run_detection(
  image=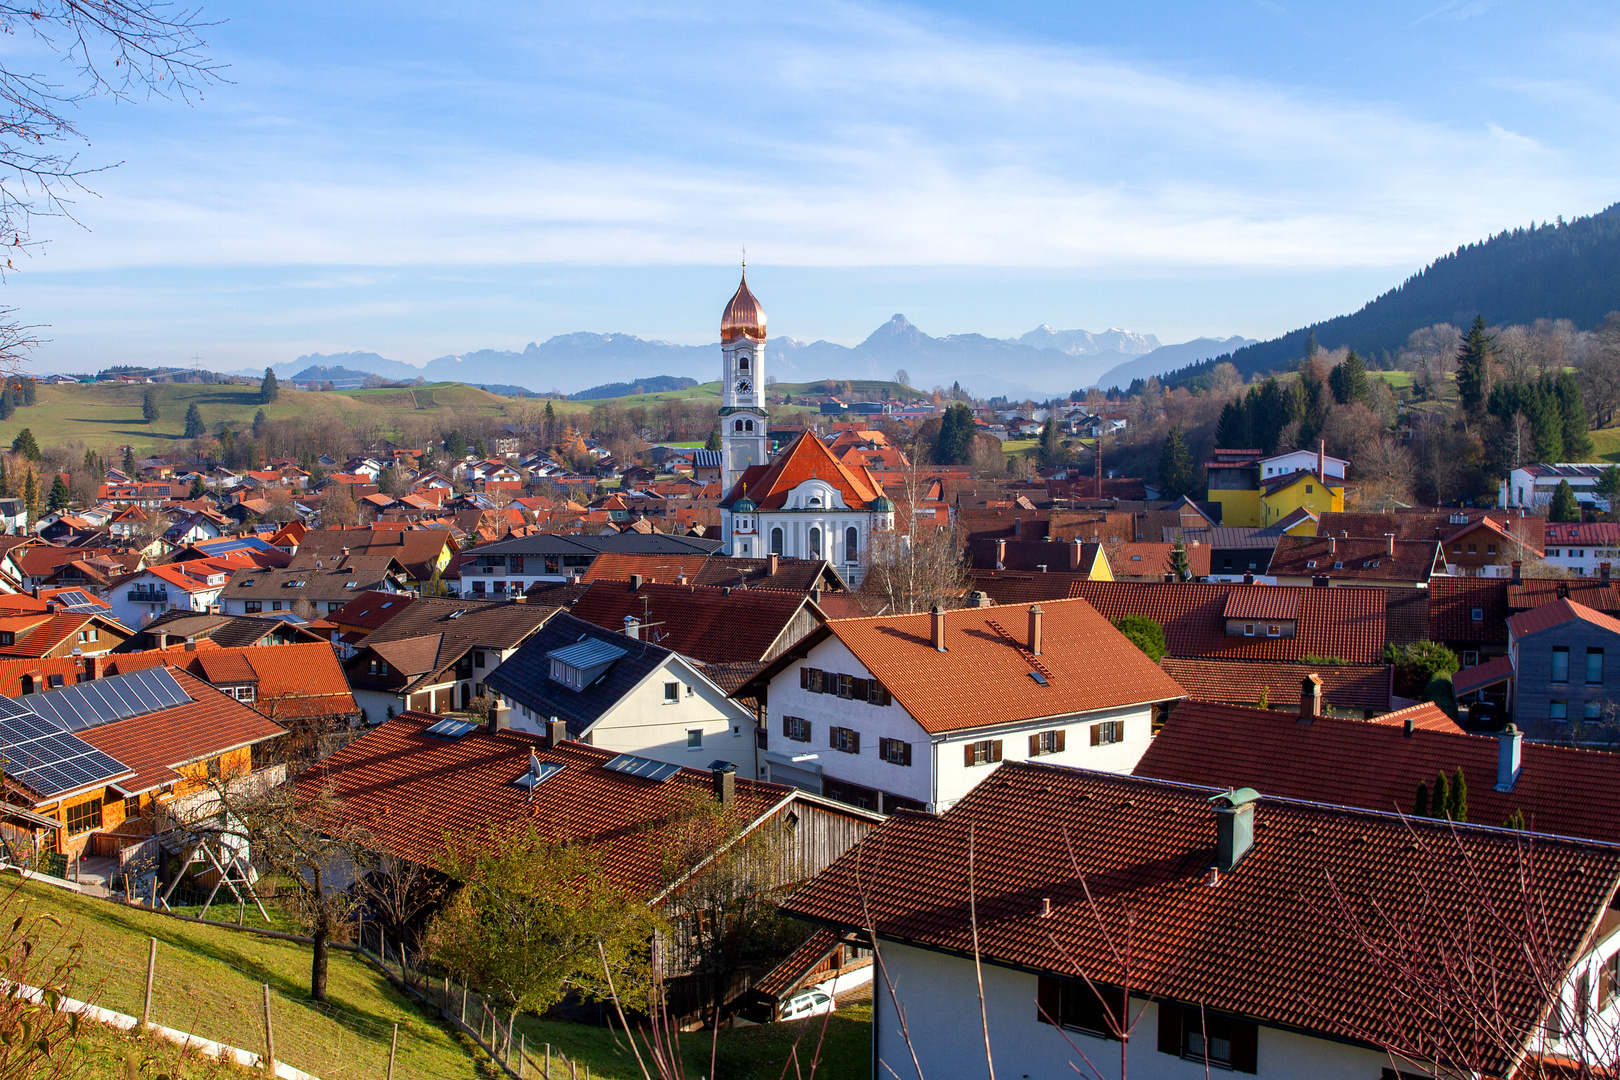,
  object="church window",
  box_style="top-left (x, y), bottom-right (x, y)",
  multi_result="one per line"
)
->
top-left (845, 526), bottom-right (858, 563)
top-left (771, 527), bottom-right (784, 555)
top-left (735, 419), bottom-right (744, 432)
top-left (739, 356), bottom-right (750, 371)
top-left (745, 420), bottom-right (754, 432)
top-left (809, 527), bottom-right (822, 558)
